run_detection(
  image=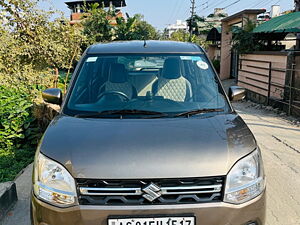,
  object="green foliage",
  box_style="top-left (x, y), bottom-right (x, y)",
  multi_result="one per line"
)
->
top-left (0, 0), bottom-right (84, 181)
top-left (116, 14), bottom-right (159, 41)
top-left (0, 0), bottom-right (84, 90)
top-left (232, 19), bottom-right (261, 54)
top-left (82, 3), bottom-right (115, 44)
top-left (82, 4), bottom-right (159, 44)
top-left (0, 86), bottom-right (40, 182)
top-left (170, 30), bottom-right (190, 42)
top-left (212, 59), bottom-right (220, 73)
top-left (169, 30), bottom-right (209, 49)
